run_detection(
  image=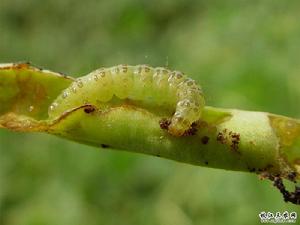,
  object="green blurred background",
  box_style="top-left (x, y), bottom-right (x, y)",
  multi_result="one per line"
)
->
top-left (1, 0), bottom-right (300, 224)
